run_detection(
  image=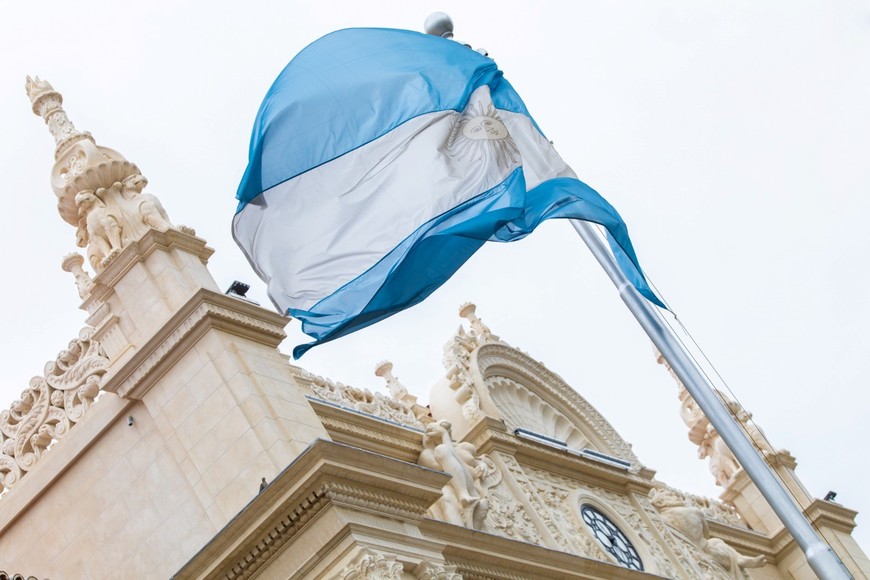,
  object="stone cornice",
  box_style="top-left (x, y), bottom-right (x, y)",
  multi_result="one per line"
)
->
top-left (705, 520), bottom-right (776, 558)
top-left (102, 289), bottom-right (289, 400)
top-left (477, 428), bottom-right (655, 495)
top-left (309, 398), bottom-right (424, 463)
top-left (420, 519), bottom-right (657, 579)
top-left (474, 344), bottom-right (642, 468)
top-left (173, 439), bottom-right (449, 580)
top-left (84, 229), bottom-right (214, 306)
